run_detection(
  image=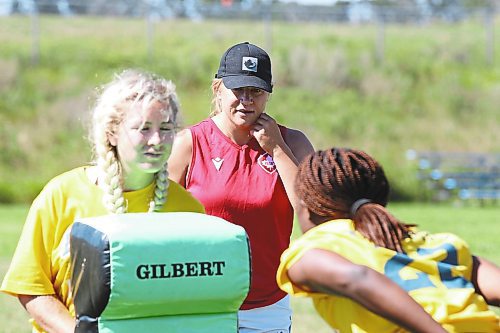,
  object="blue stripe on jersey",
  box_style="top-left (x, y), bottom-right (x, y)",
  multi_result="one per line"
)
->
top-left (384, 242), bottom-right (473, 292)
